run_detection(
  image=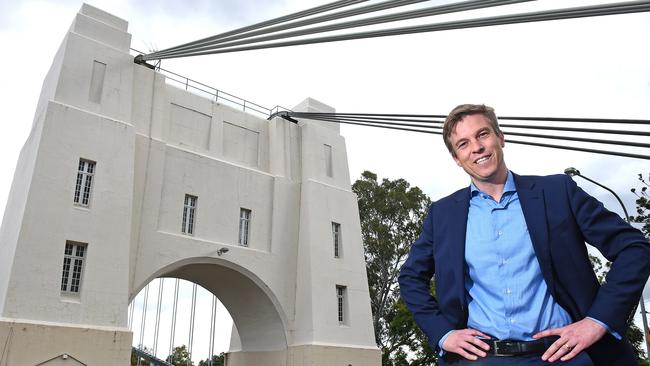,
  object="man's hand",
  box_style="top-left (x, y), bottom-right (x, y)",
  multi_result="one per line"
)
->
top-left (533, 318), bottom-right (606, 362)
top-left (442, 328), bottom-right (491, 360)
